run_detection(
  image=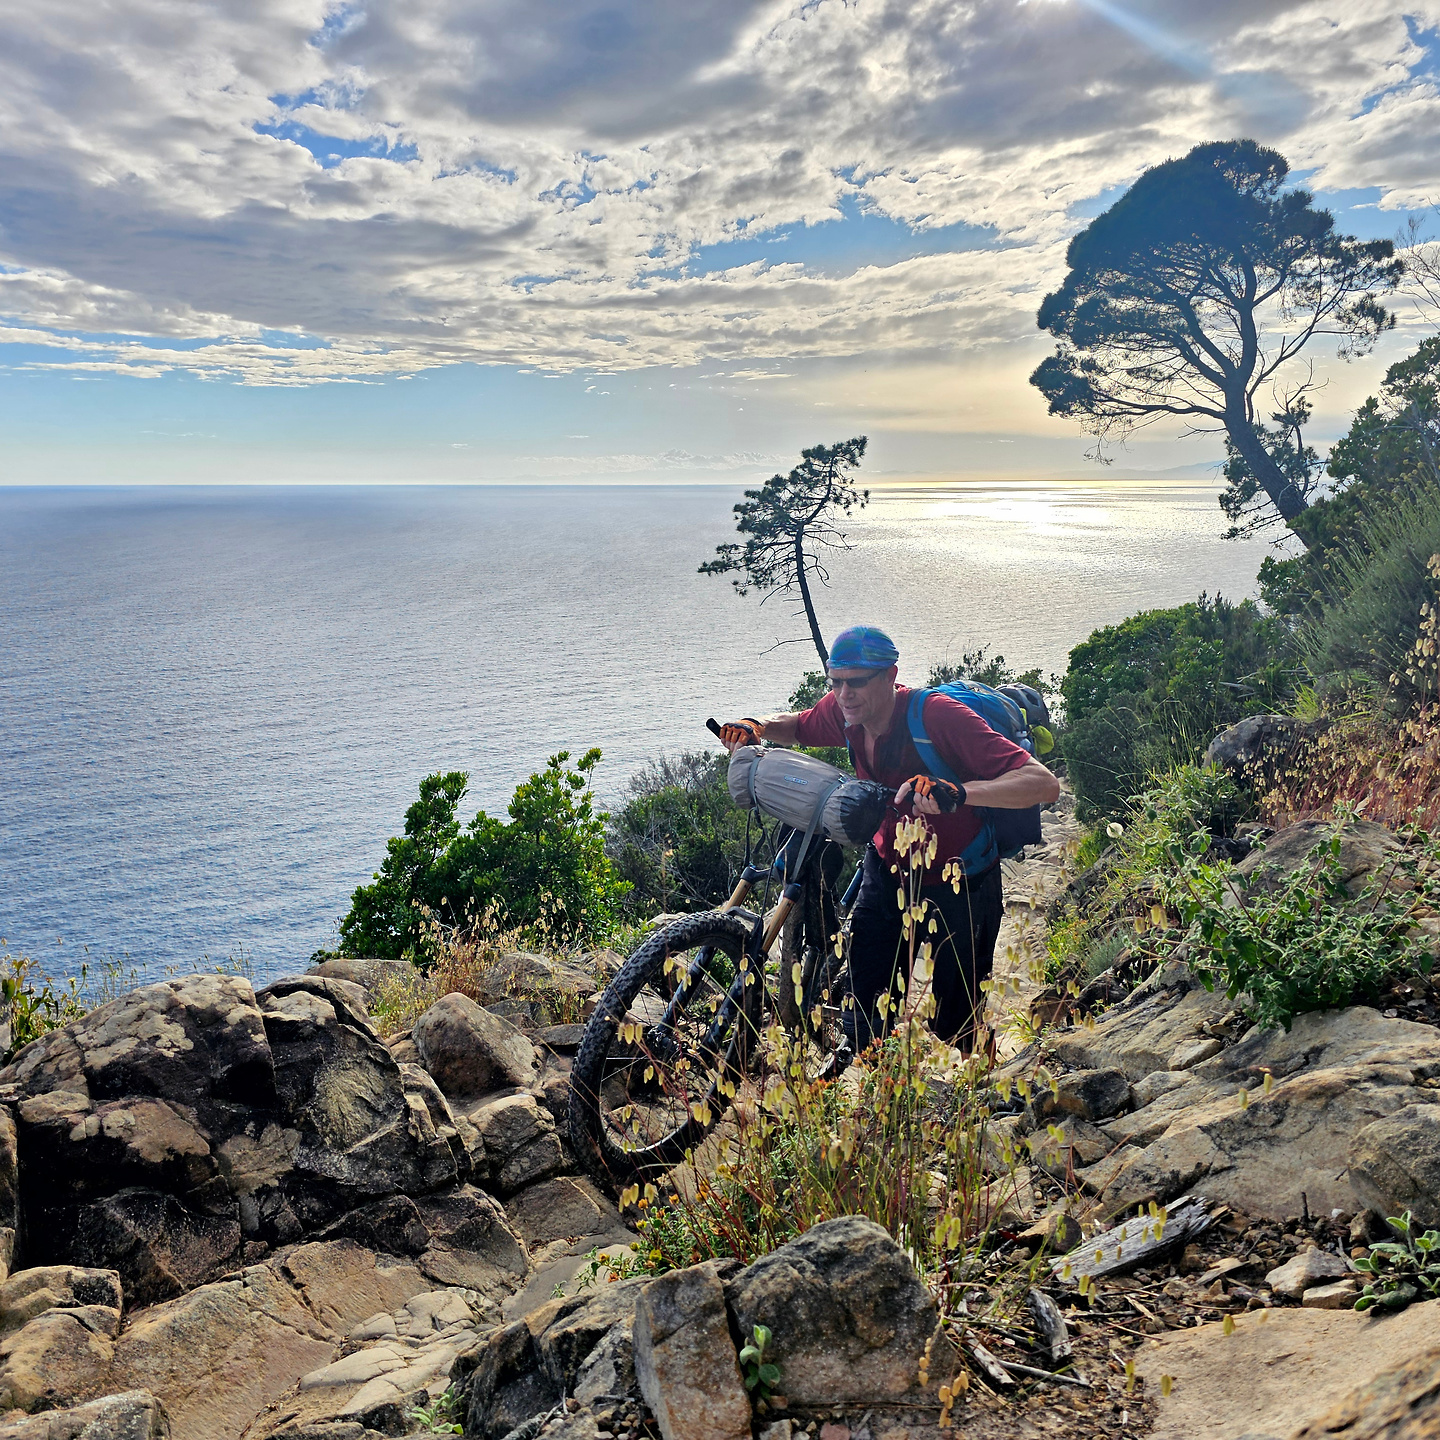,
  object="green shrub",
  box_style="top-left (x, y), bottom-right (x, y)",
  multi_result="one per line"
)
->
top-left (606, 751), bottom-right (751, 917)
top-left (1300, 480), bottom-right (1440, 712)
top-left (340, 750), bottom-right (629, 961)
top-left (927, 645), bottom-right (1051, 696)
top-left (1058, 596), bottom-right (1297, 816)
top-left (1169, 815), bottom-right (1439, 1032)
